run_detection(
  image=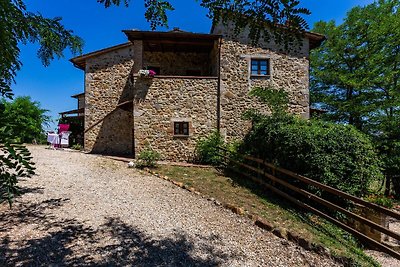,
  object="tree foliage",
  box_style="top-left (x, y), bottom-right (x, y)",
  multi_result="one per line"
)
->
top-left (1, 96), bottom-right (50, 143)
top-left (248, 86), bottom-right (289, 114)
top-left (0, 0), bottom-right (83, 98)
top-left (99, 0), bottom-right (311, 46)
top-left (310, 0), bottom-right (400, 196)
top-left (0, 98), bottom-right (39, 207)
top-left (0, 143), bottom-right (35, 207)
top-left (201, 0), bottom-right (310, 46)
